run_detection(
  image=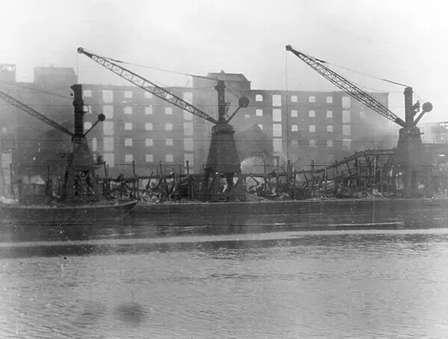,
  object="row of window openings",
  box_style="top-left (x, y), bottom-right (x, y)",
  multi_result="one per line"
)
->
top-left (291, 139), bottom-right (351, 148)
top-left (91, 121), bottom-right (349, 135)
top-left (98, 106), bottom-right (352, 122)
top-left (87, 90), bottom-right (350, 110)
top-left (252, 109), bottom-right (352, 122)
top-left (124, 154), bottom-right (174, 163)
top-left (121, 154), bottom-right (195, 164)
top-left (123, 138), bottom-right (194, 149)
top-left (272, 124), bottom-right (350, 136)
top-left (84, 90), bottom-right (193, 103)
top-left (95, 122), bottom-right (176, 131)
top-left (102, 138), bottom-right (193, 151)
top-left (254, 94), bottom-right (349, 107)
top-left (100, 105), bottom-right (189, 117)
